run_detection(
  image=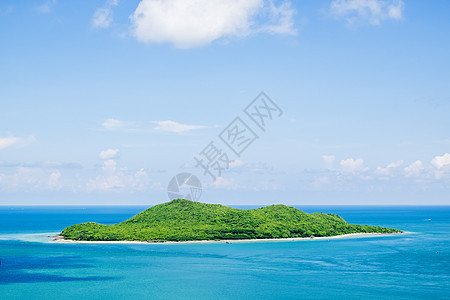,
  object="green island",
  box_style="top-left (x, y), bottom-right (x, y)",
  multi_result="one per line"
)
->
top-left (61, 199), bottom-right (401, 242)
